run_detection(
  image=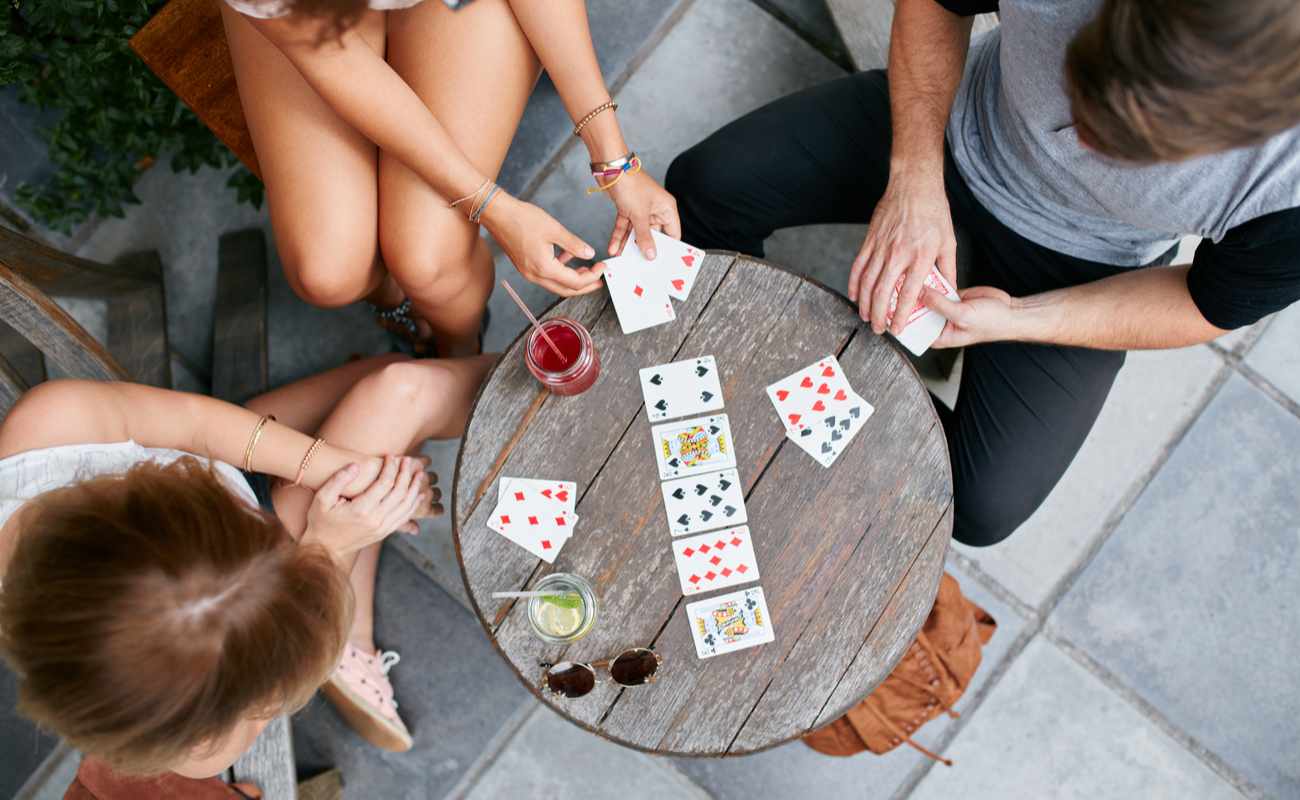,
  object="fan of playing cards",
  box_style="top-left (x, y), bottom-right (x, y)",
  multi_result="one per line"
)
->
top-left (487, 477), bottom-right (578, 564)
top-left (766, 355), bottom-right (874, 468)
top-left (603, 230), bottom-right (705, 335)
